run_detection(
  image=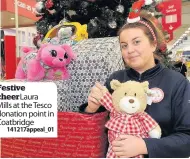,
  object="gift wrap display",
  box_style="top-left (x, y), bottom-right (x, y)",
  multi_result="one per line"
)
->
top-left (56, 37), bottom-right (125, 112)
top-left (1, 37), bottom-right (124, 158)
